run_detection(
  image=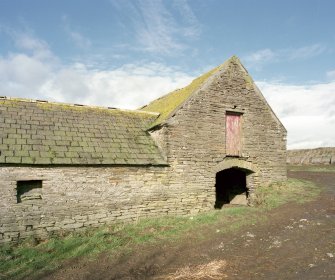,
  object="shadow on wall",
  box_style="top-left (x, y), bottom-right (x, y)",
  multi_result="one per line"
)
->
top-left (214, 168), bottom-right (249, 209)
